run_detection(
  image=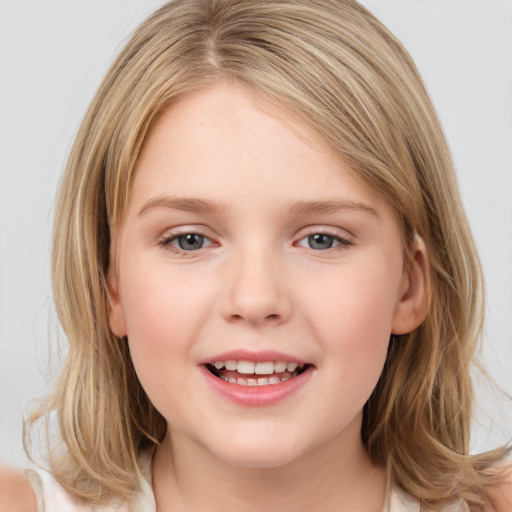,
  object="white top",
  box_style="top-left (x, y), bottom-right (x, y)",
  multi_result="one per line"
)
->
top-left (26, 453), bottom-right (469, 512)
